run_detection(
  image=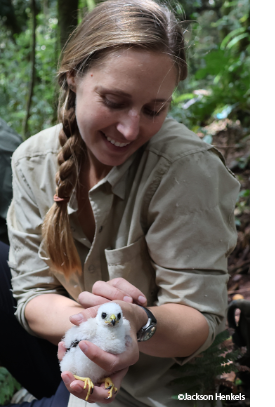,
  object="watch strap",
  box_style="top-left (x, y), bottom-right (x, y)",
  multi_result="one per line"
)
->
top-left (137, 305), bottom-right (157, 342)
top-left (138, 305), bottom-right (157, 326)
